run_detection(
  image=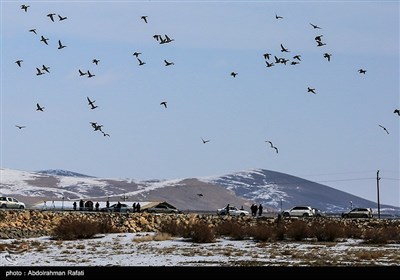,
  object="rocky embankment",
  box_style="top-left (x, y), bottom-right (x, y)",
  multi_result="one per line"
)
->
top-left (0, 210), bottom-right (399, 239)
